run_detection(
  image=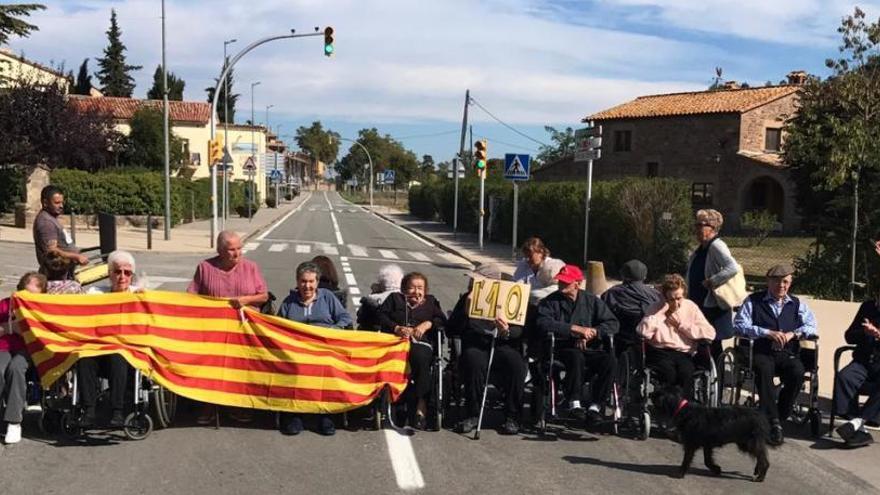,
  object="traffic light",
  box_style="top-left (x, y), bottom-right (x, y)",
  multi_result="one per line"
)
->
top-left (323, 27), bottom-right (334, 57)
top-left (474, 139), bottom-right (487, 173)
top-left (208, 137), bottom-right (223, 166)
